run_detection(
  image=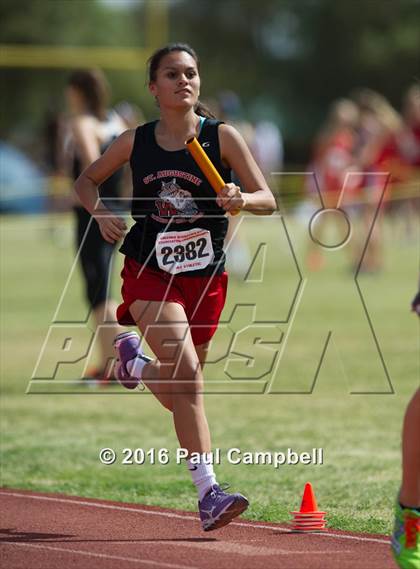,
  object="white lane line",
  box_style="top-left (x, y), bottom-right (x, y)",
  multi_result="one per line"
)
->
top-left (0, 491), bottom-right (390, 545)
top-left (2, 541), bottom-right (198, 569)
top-left (172, 540), bottom-right (352, 556)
